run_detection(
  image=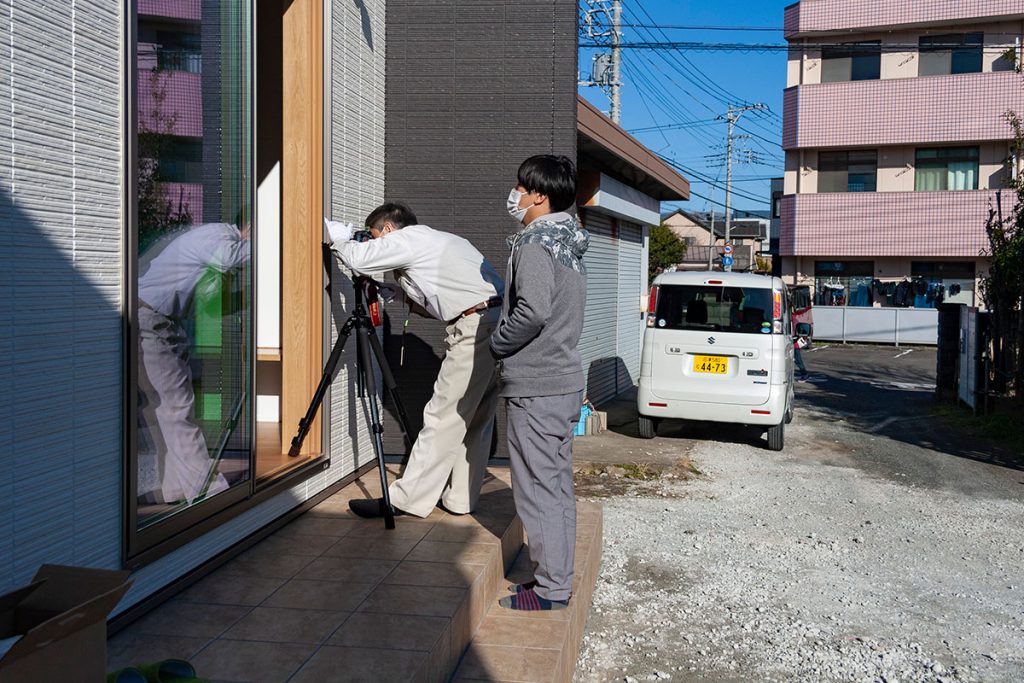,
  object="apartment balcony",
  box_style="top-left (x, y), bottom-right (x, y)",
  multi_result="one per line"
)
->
top-left (137, 68), bottom-right (202, 139)
top-left (138, 0), bottom-right (201, 22)
top-left (784, 0), bottom-right (1024, 38)
top-left (778, 189), bottom-right (1007, 257)
top-left (782, 71), bottom-right (1024, 150)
